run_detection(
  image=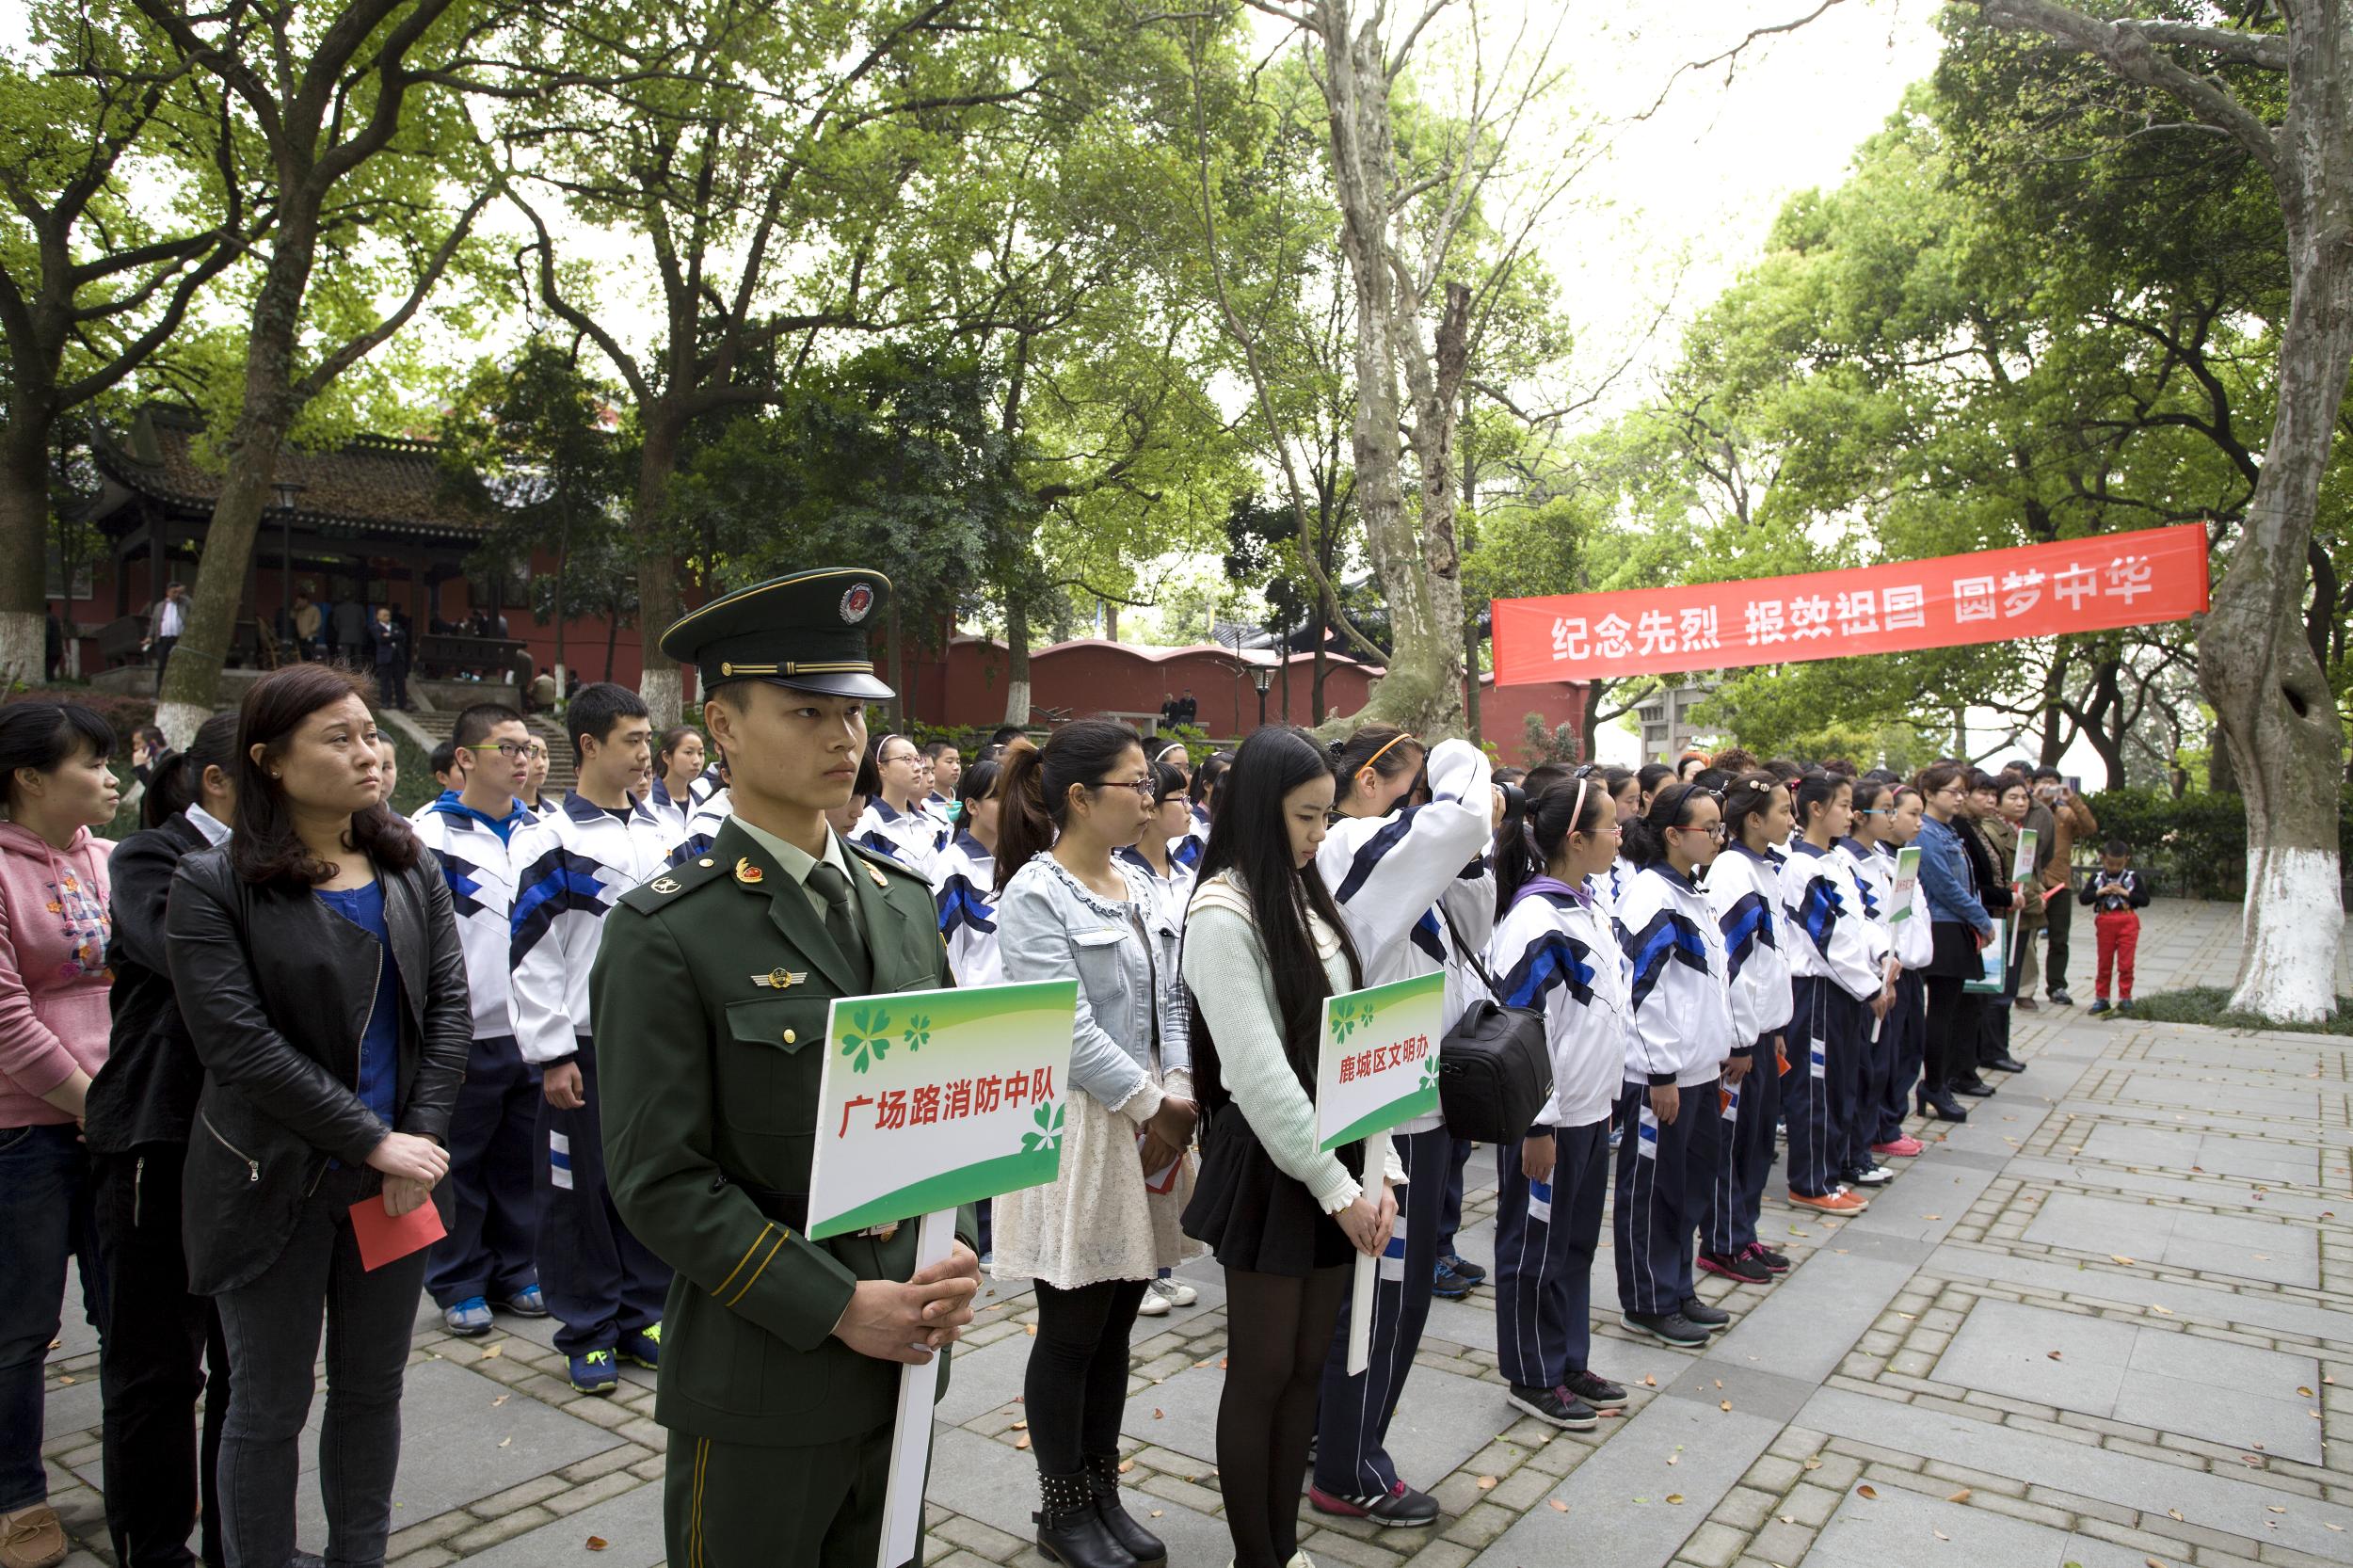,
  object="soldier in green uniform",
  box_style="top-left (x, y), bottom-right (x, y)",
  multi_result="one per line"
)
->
top-left (591, 568), bottom-right (983, 1568)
